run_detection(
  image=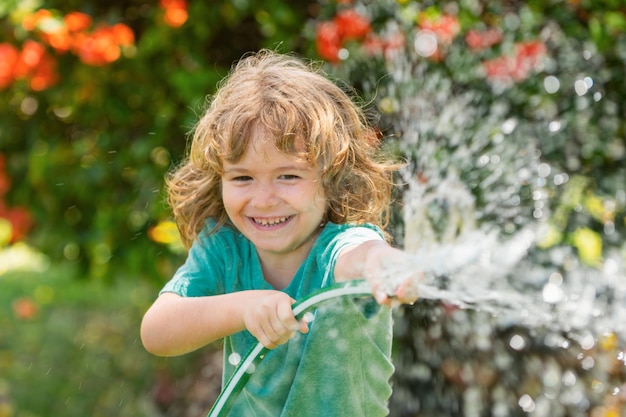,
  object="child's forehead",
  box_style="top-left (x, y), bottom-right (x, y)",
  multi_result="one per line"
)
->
top-left (246, 136), bottom-right (307, 162)
top-left (223, 138), bottom-right (320, 175)
top-left (219, 119), bottom-right (317, 167)
top-left (249, 123), bottom-right (307, 151)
